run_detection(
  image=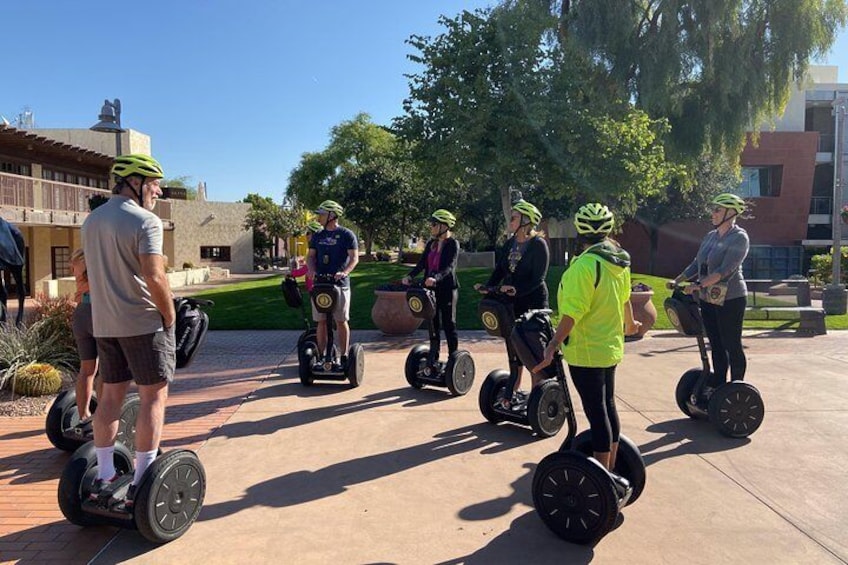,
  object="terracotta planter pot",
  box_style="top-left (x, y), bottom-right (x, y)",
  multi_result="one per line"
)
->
top-left (371, 290), bottom-right (423, 335)
top-left (628, 290), bottom-right (657, 339)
